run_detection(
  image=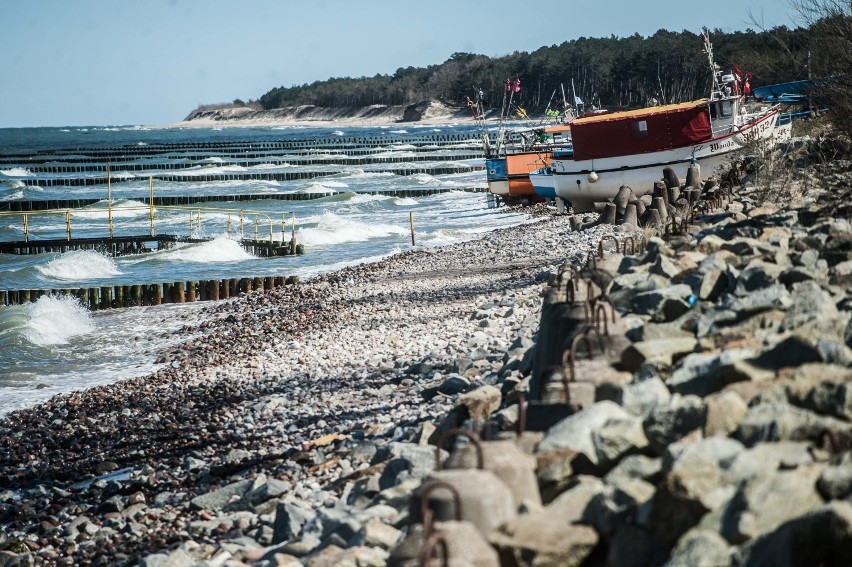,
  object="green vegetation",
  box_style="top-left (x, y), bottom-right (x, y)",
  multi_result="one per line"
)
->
top-left (257, 27), bottom-right (814, 113)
